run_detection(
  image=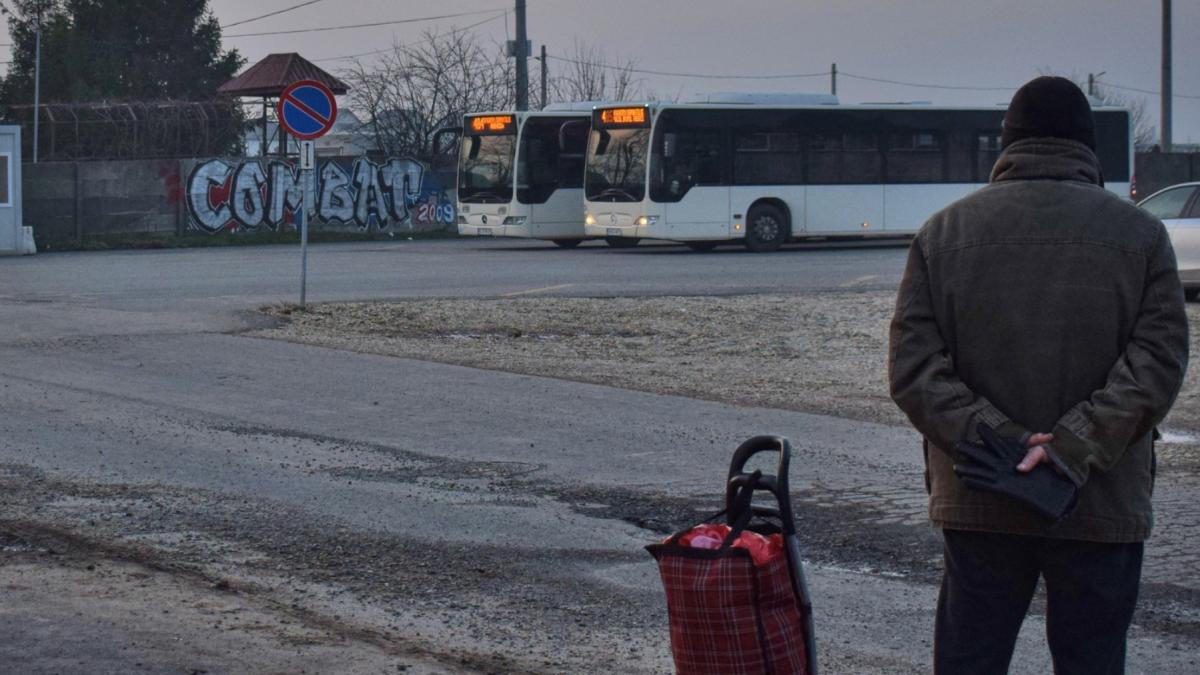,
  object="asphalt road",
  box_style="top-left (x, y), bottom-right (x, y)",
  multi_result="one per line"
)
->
top-left (0, 238), bottom-right (1196, 674)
